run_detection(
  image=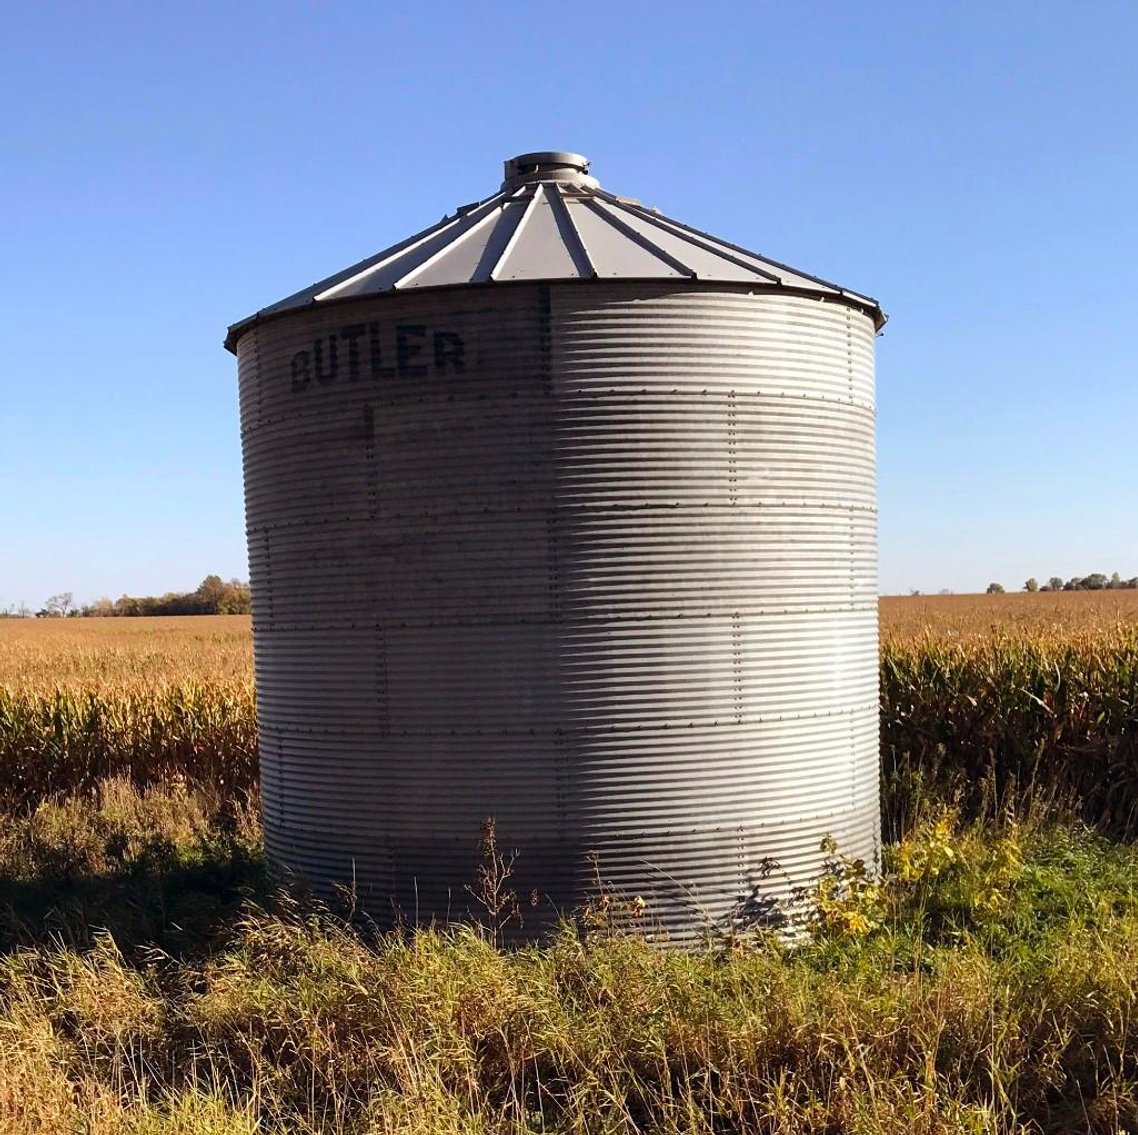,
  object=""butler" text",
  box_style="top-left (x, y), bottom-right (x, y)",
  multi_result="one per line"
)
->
top-left (290, 322), bottom-right (466, 393)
